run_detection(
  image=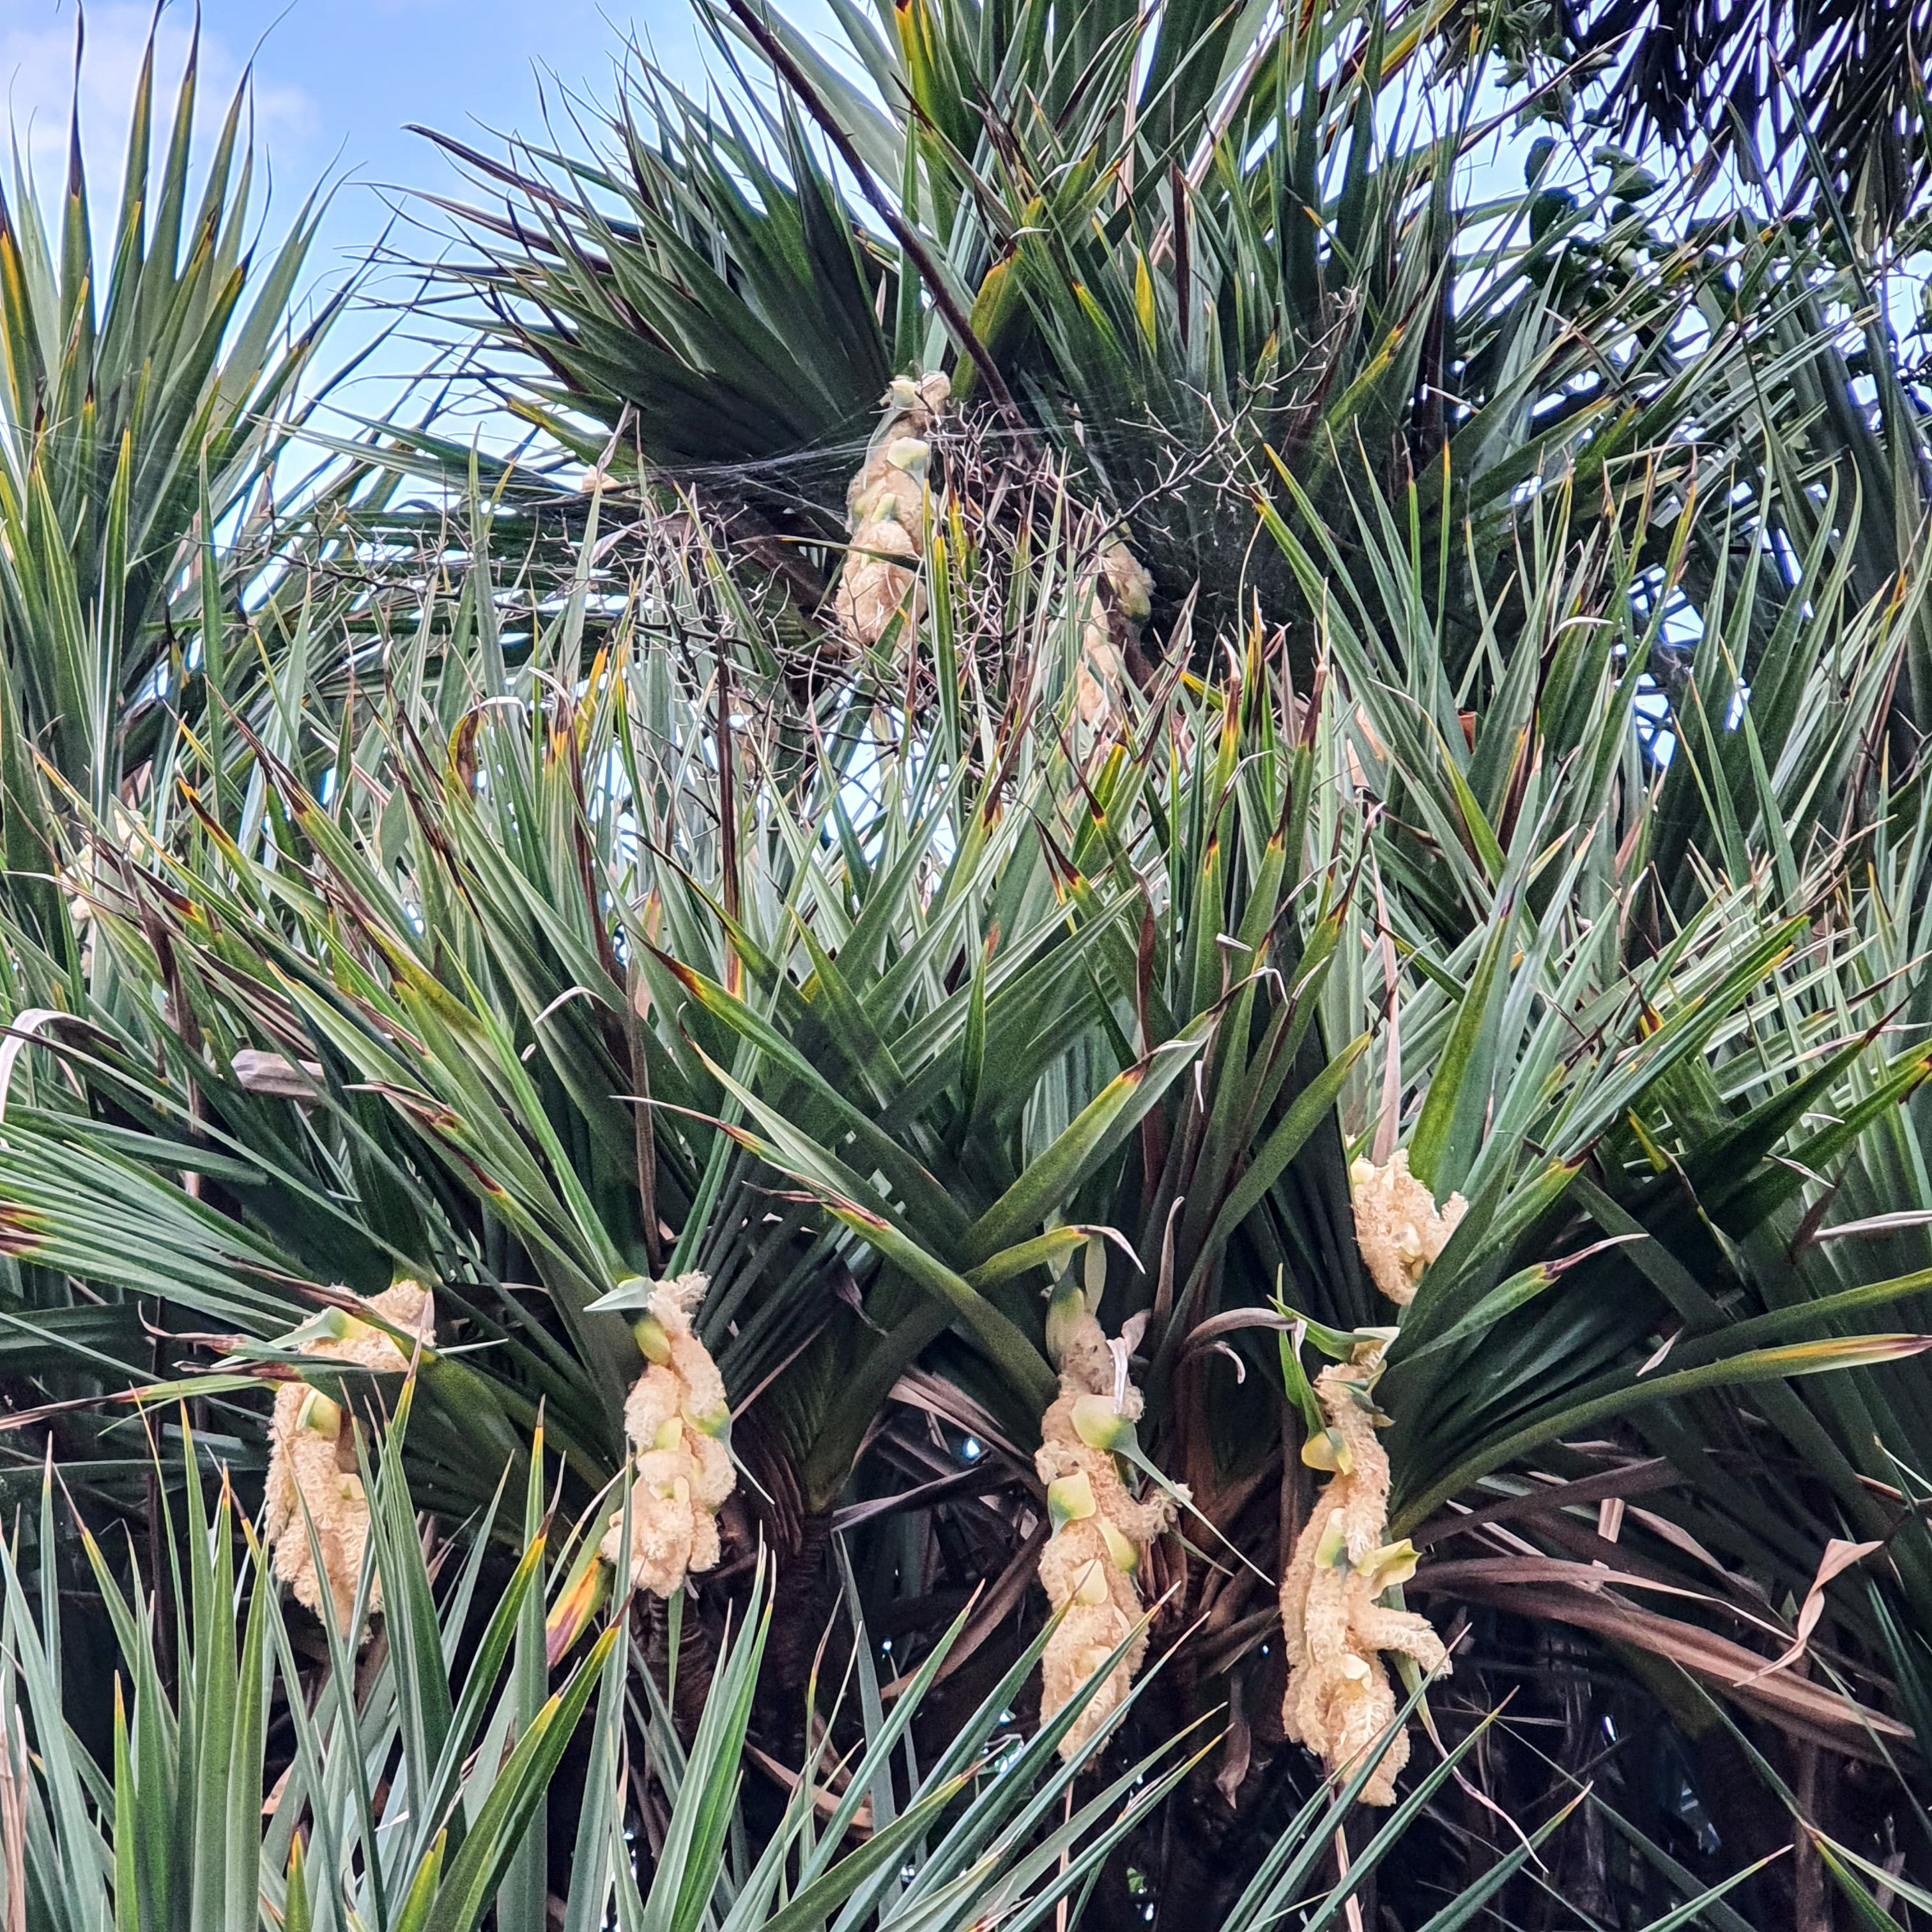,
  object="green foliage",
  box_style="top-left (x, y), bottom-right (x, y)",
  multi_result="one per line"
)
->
top-left (0, 20), bottom-right (341, 817)
top-left (417, 0), bottom-right (1924, 692)
top-left (5, 1), bottom-right (1932, 1924)
top-left (0, 1404), bottom-right (1229, 1932)
top-left (0, 429), bottom-right (1923, 1912)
